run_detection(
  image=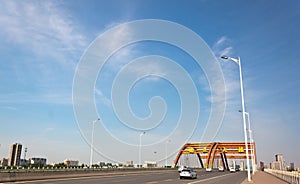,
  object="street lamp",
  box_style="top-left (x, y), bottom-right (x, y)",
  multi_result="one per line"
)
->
top-left (221, 55), bottom-right (251, 182)
top-left (245, 112), bottom-right (256, 174)
top-left (239, 110), bottom-right (256, 174)
top-left (139, 132), bottom-right (146, 168)
top-left (165, 140), bottom-right (171, 167)
top-left (90, 118), bottom-right (100, 167)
